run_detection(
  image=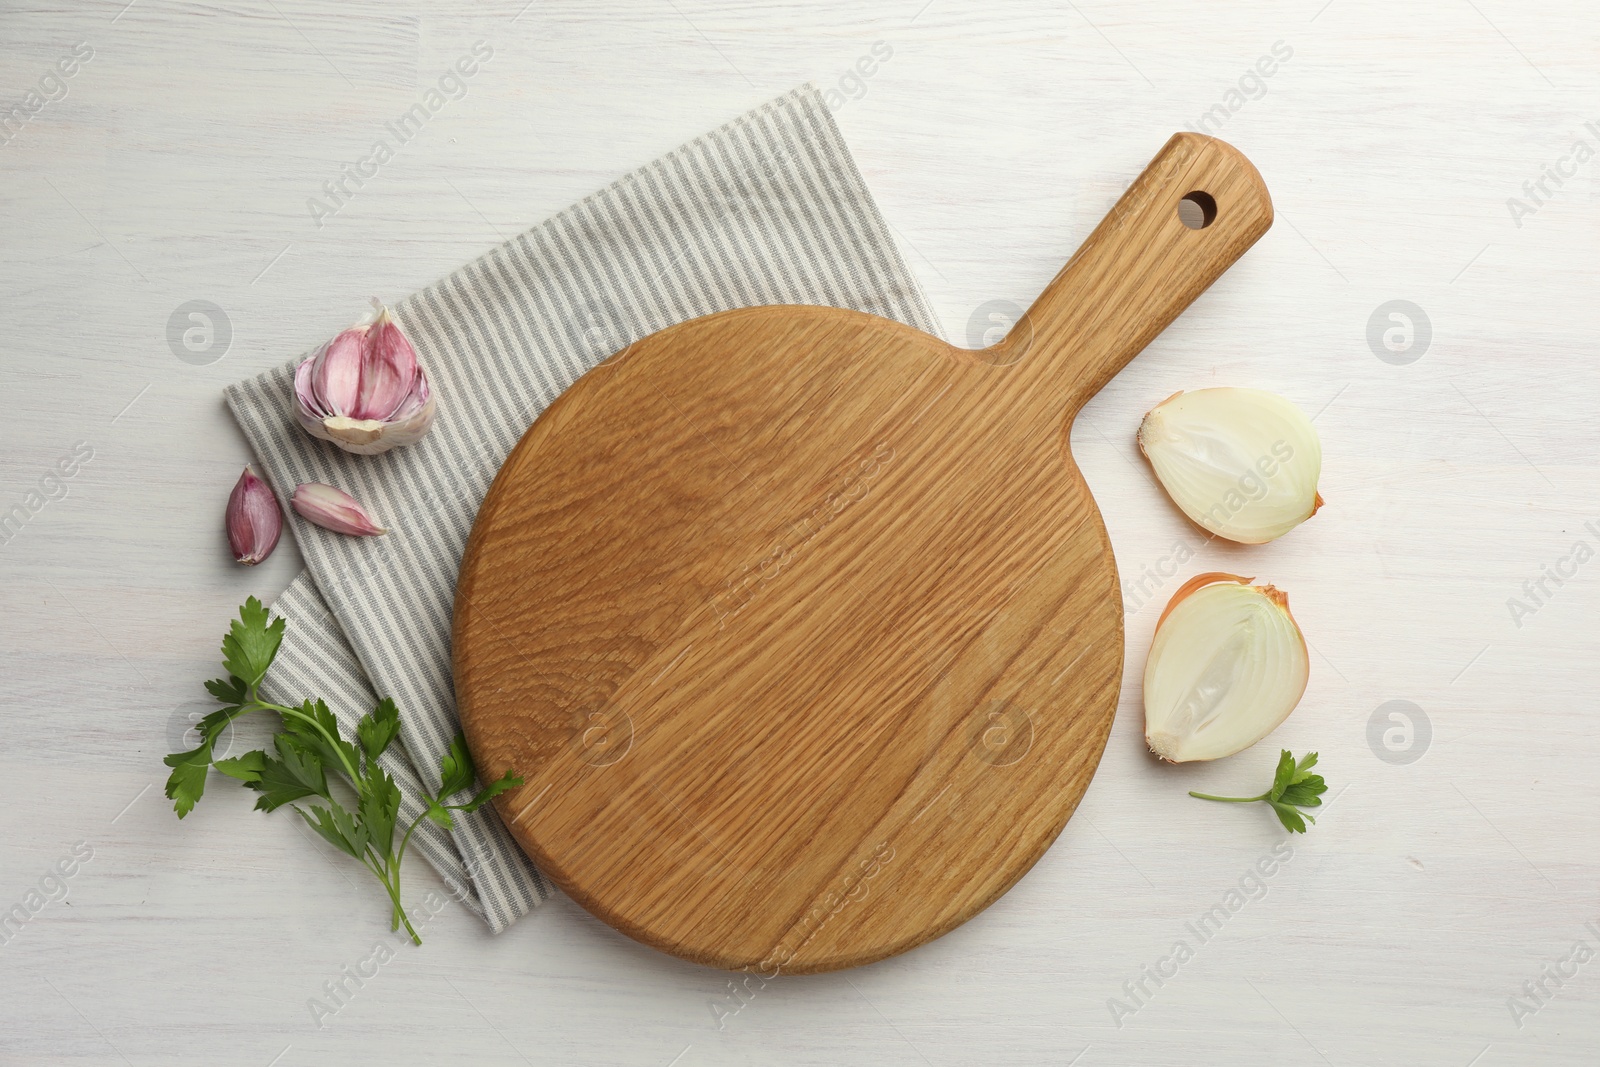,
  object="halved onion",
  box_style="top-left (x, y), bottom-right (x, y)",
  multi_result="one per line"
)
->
top-left (1143, 572), bottom-right (1309, 762)
top-left (1137, 388), bottom-right (1323, 544)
